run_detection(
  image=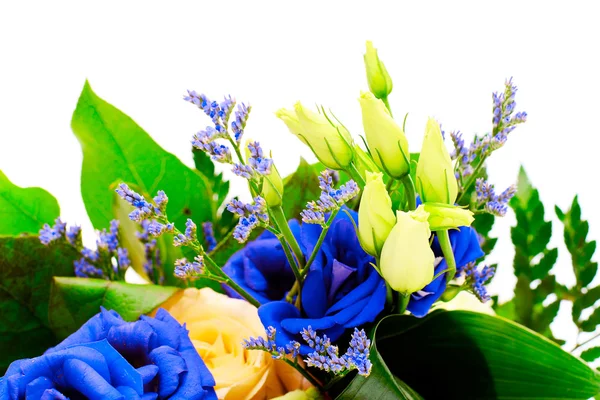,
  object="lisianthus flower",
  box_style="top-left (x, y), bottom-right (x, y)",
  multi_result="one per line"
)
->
top-left (226, 208), bottom-right (386, 354)
top-left (0, 307), bottom-right (216, 400)
top-left (222, 221), bottom-right (302, 304)
top-left (407, 226), bottom-right (485, 317)
top-left (157, 288), bottom-right (310, 400)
